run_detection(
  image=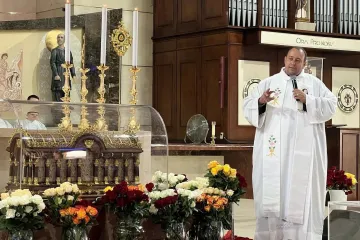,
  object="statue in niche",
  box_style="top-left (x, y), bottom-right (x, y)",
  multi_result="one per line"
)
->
top-left (50, 33), bottom-right (76, 102)
top-left (296, 0), bottom-right (308, 20)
